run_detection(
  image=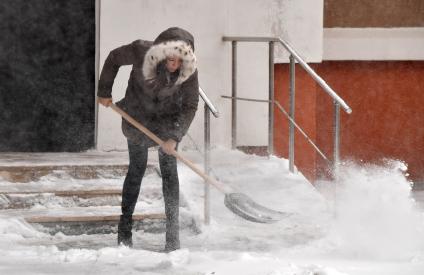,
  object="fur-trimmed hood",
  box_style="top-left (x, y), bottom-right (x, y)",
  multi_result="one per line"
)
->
top-left (142, 27), bottom-right (197, 86)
